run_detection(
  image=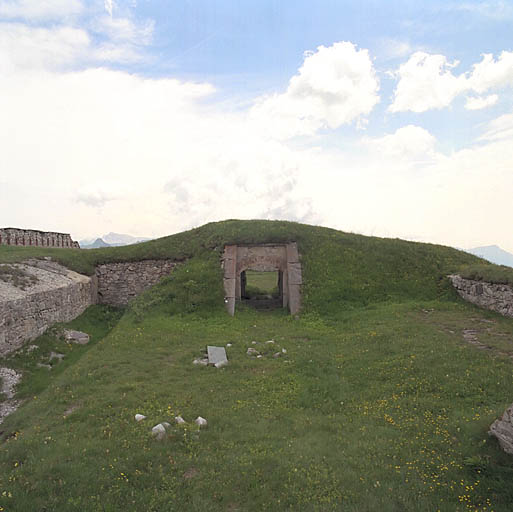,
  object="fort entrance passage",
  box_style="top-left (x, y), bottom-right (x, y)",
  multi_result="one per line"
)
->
top-left (222, 243), bottom-right (302, 316)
